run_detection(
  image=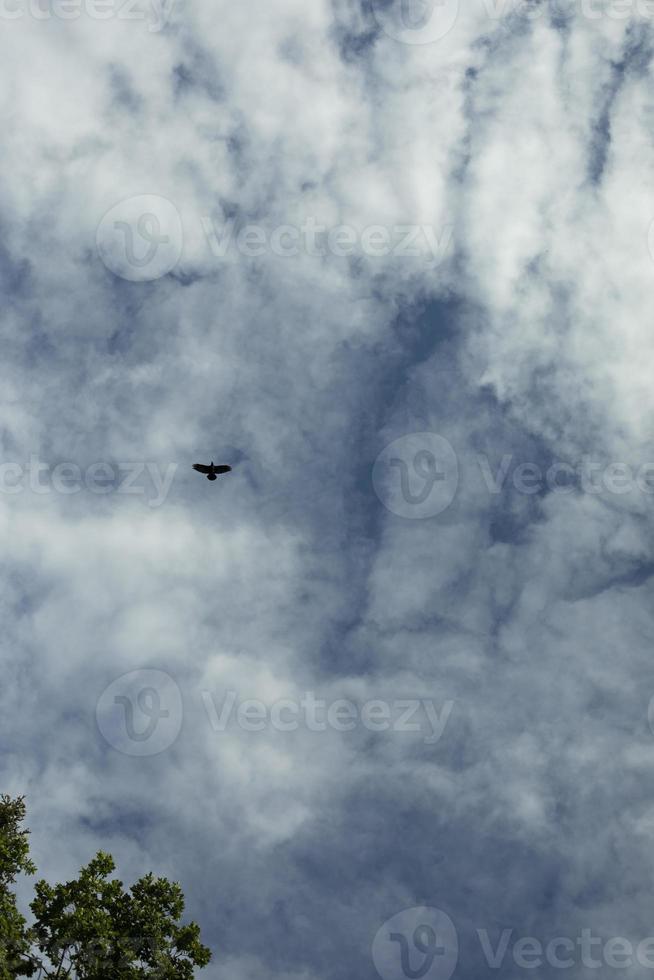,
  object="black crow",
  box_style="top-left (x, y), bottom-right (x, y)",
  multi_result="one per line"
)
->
top-left (193, 462), bottom-right (232, 482)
